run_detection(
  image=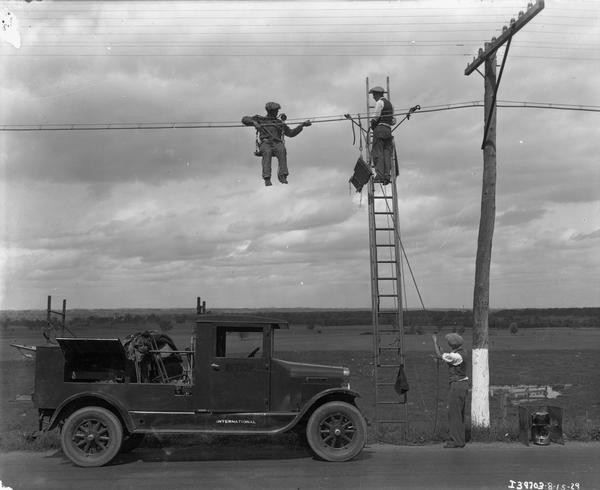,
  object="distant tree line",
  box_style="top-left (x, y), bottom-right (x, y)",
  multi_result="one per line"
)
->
top-left (0, 312), bottom-right (190, 331)
top-left (250, 308), bottom-right (600, 329)
top-left (2, 308), bottom-right (599, 331)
